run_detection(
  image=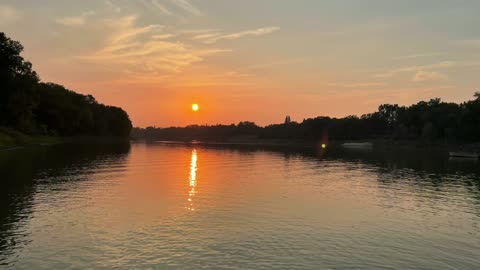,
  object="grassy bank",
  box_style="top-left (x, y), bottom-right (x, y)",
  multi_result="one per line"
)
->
top-left (0, 127), bottom-right (129, 149)
top-left (0, 127), bottom-right (61, 148)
